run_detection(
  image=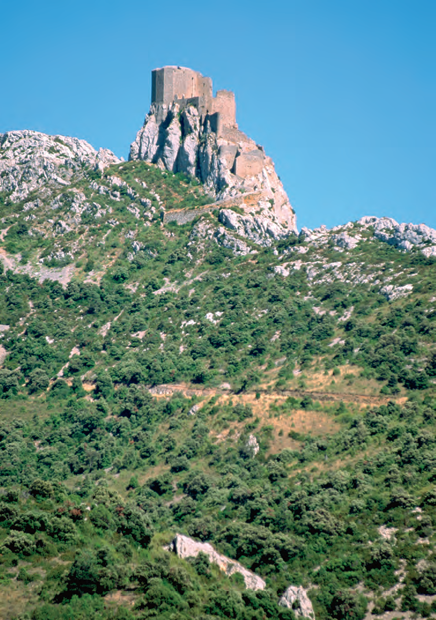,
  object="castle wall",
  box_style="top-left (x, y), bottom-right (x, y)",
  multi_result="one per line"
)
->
top-left (212, 90), bottom-right (236, 128)
top-left (173, 68), bottom-right (196, 100)
top-left (219, 145), bottom-right (238, 170)
top-left (163, 191), bottom-right (263, 225)
top-left (207, 112), bottom-right (220, 134)
top-left (152, 66), bottom-right (213, 106)
top-left (152, 69), bottom-right (167, 104)
top-left (220, 125), bottom-right (256, 148)
top-left (198, 76), bottom-right (213, 108)
top-left (151, 67), bottom-right (236, 131)
top-left (234, 150), bottom-right (265, 178)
